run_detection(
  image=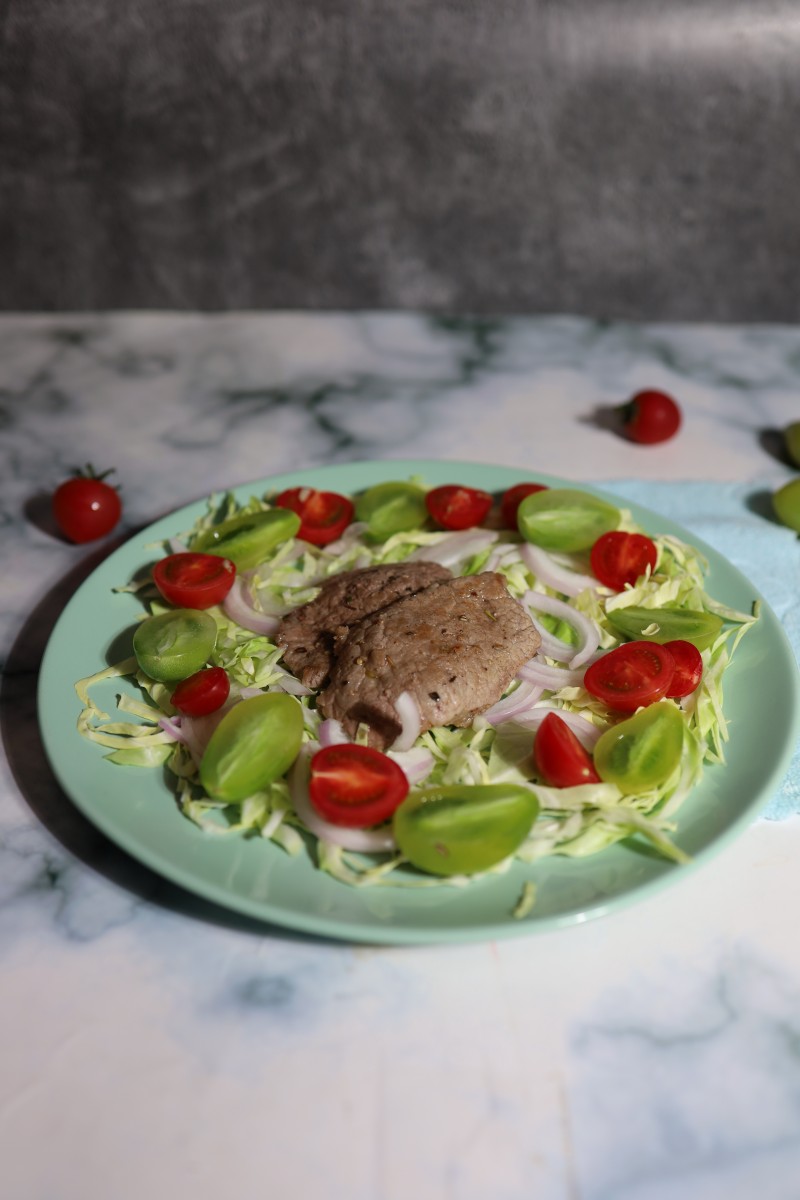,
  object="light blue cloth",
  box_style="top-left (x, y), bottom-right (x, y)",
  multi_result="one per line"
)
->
top-left (599, 480), bottom-right (800, 820)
